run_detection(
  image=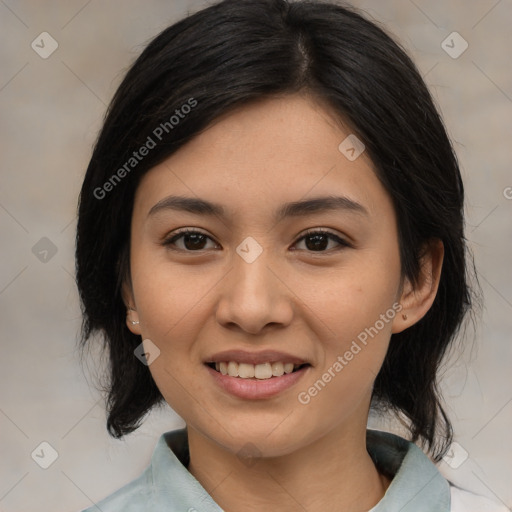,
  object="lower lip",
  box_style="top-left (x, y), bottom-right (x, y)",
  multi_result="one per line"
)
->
top-left (205, 364), bottom-right (310, 400)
